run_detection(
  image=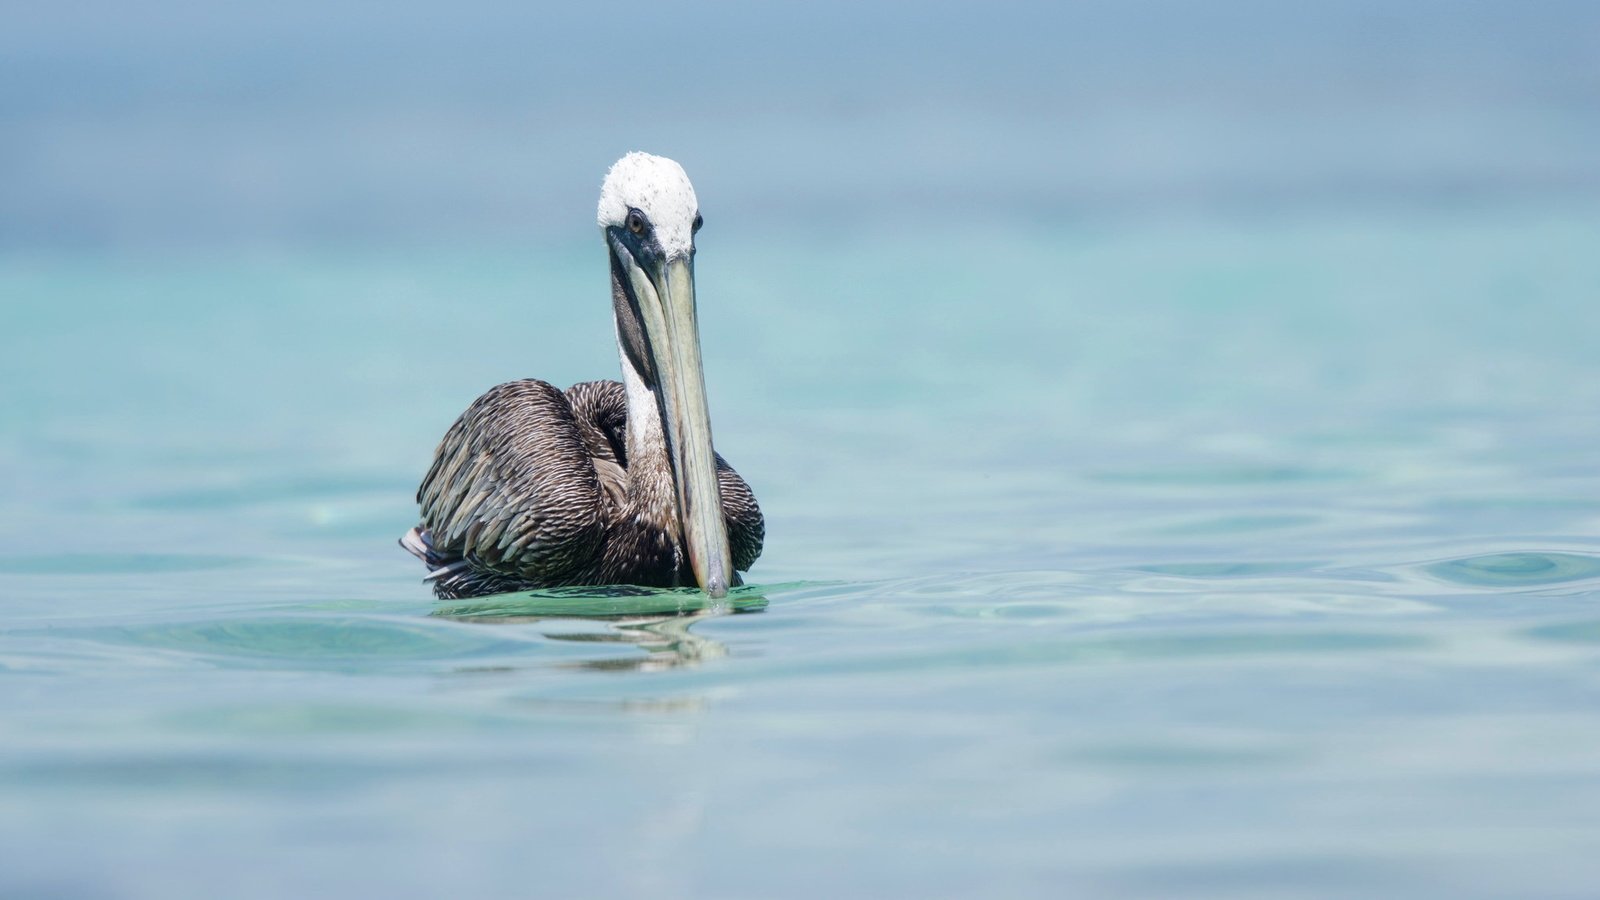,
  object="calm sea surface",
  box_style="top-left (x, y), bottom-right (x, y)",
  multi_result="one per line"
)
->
top-left (5, 2), bottom-right (1600, 895)
top-left (3, 205), bottom-right (1599, 897)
